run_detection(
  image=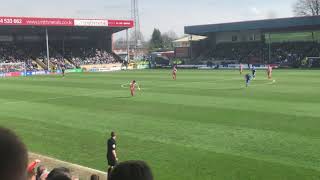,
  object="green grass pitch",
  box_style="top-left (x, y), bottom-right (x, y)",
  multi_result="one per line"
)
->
top-left (1, 70), bottom-right (320, 180)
